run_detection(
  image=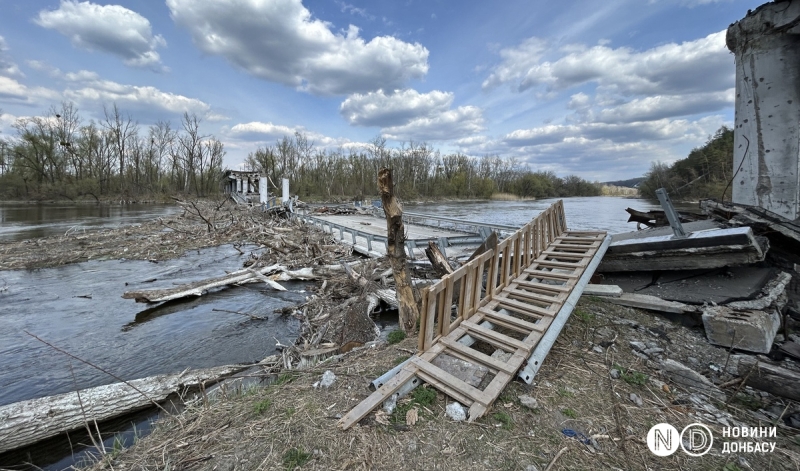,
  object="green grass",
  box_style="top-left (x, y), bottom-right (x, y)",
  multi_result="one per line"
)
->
top-left (573, 308), bottom-right (595, 323)
top-left (556, 387), bottom-right (574, 398)
top-left (562, 408), bottom-right (578, 419)
top-left (274, 372), bottom-right (298, 386)
top-left (282, 448), bottom-right (311, 470)
top-left (492, 411), bottom-right (514, 430)
top-left (254, 398), bottom-right (272, 415)
top-left (732, 392), bottom-right (762, 411)
top-left (393, 355), bottom-right (410, 365)
top-left (391, 386), bottom-right (437, 423)
top-left (614, 364), bottom-right (648, 386)
top-left (387, 329), bottom-right (407, 345)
